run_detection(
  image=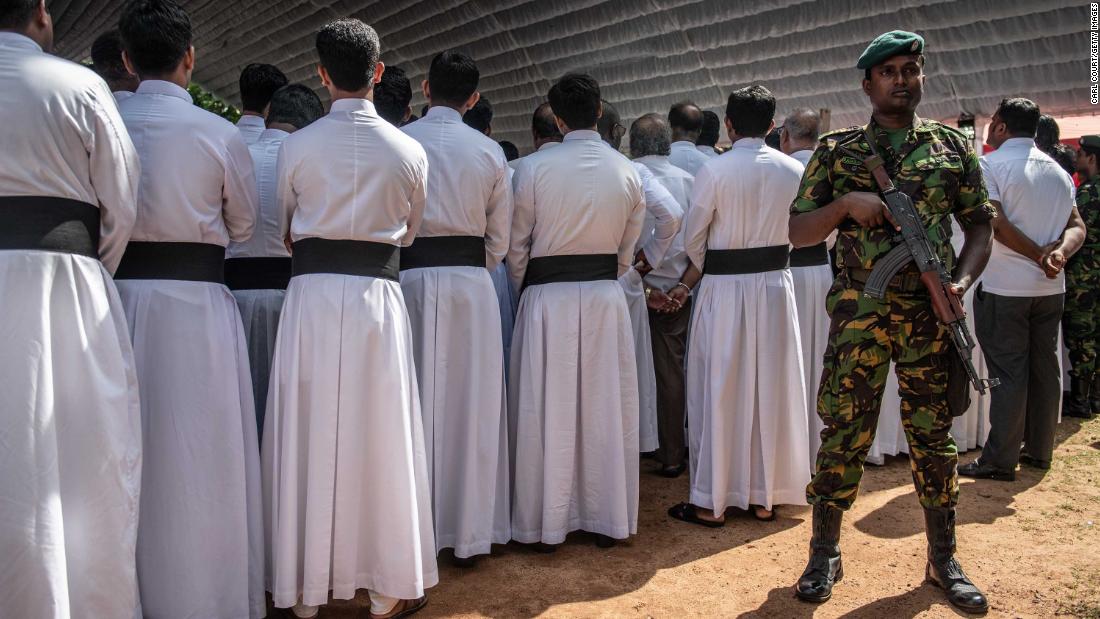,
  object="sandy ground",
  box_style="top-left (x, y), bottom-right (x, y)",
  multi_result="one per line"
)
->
top-left (270, 416), bottom-right (1100, 618)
